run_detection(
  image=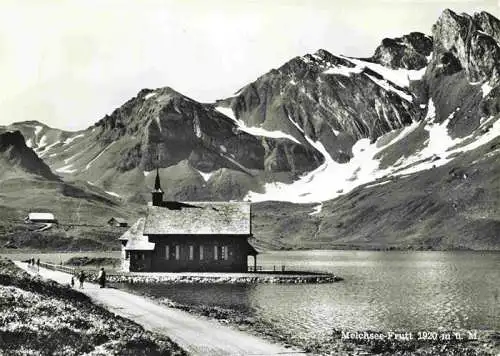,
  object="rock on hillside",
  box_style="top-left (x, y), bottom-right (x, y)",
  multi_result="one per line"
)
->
top-left (423, 9), bottom-right (500, 138)
top-left (0, 130), bottom-right (59, 181)
top-left (371, 32), bottom-right (433, 69)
